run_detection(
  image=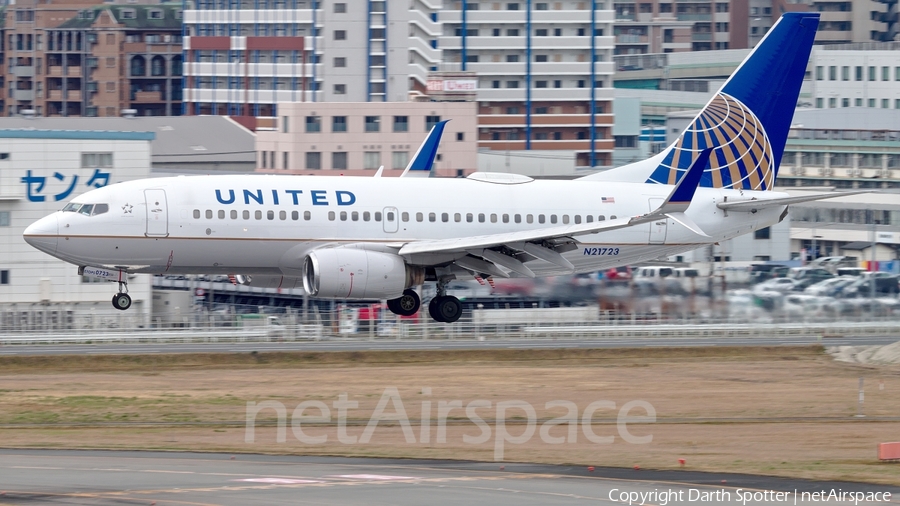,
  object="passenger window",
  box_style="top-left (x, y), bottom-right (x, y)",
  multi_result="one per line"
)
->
top-left (574, 215), bottom-right (581, 224)
top-left (562, 215), bottom-right (569, 224)
top-left (375, 212), bottom-right (382, 221)
top-left (193, 209), bottom-right (201, 219)
top-left (93, 204), bottom-right (109, 215)
top-left (490, 214), bottom-right (497, 223)
top-left (79, 204), bottom-right (94, 216)
top-left (598, 215), bottom-right (605, 221)
top-left (550, 215), bottom-right (558, 224)
top-left (218, 210), bottom-right (225, 219)
top-left (291, 211), bottom-right (299, 220)
top-left (466, 213), bottom-right (473, 223)
top-left (279, 210), bottom-right (287, 220)
top-left (351, 211), bottom-right (359, 221)
top-left (502, 214), bottom-right (509, 223)
top-left (387, 211), bottom-right (395, 221)
top-left (231, 210), bottom-right (238, 219)
top-left (206, 210), bottom-right (213, 219)
top-left (401, 212), bottom-right (409, 222)
top-left (538, 214), bottom-right (545, 224)
top-left (243, 210), bottom-right (250, 220)
top-left (328, 211), bottom-right (336, 221)
top-left (586, 215), bottom-right (593, 223)
top-left (514, 214), bottom-right (521, 223)
top-left (526, 214), bottom-right (533, 224)
top-left (363, 211), bottom-right (371, 221)
top-left (454, 213), bottom-right (461, 222)
top-left (429, 213), bottom-right (436, 222)
top-left (340, 211), bottom-right (348, 221)
top-left (441, 213), bottom-right (449, 222)
top-left (478, 213), bottom-right (485, 223)
top-left (304, 211), bottom-right (311, 220)
top-left (610, 215), bottom-right (617, 219)
top-left (416, 212), bottom-right (423, 222)
top-left (267, 210), bottom-right (275, 220)
top-left (255, 210), bottom-right (262, 220)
